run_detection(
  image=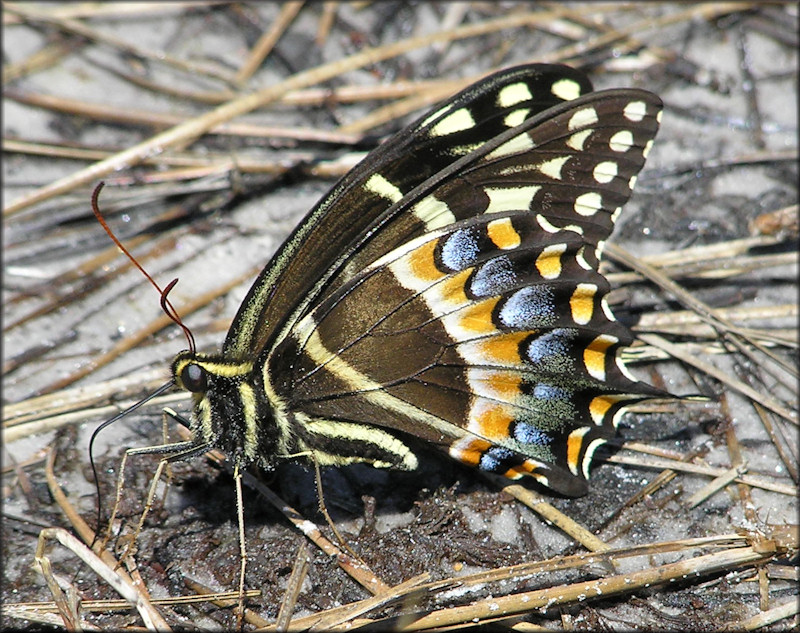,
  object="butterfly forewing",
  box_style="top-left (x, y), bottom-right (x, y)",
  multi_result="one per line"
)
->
top-left (223, 65), bottom-right (593, 359)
